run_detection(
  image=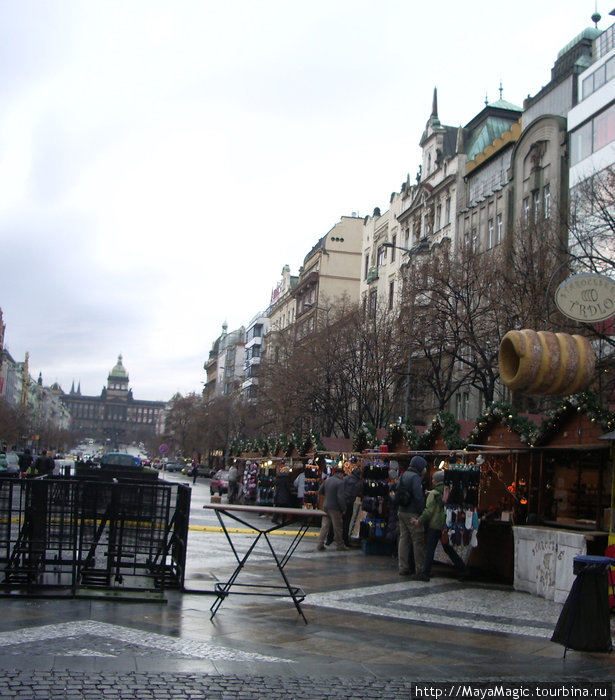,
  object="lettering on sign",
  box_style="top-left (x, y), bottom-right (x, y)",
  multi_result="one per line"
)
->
top-left (554, 273), bottom-right (615, 322)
